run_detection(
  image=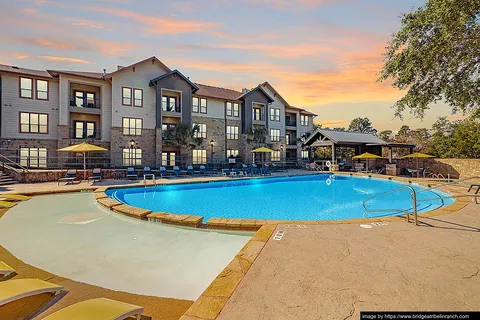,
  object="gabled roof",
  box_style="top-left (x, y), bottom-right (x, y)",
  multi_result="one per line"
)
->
top-left (0, 64), bottom-right (52, 78)
top-left (261, 81), bottom-right (291, 107)
top-left (237, 85), bottom-right (275, 103)
top-left (194, 83), bottom-right (242, 101)
top-left (105, 56), bottom-right (171, 78)
top-left (149, 69), bottom-right (199, 92)
top-left (47, 70), bottom-right (105, 80)
top-left (304, 128), bottom-right (387, 146)
top-left (287, 105), bottom-right (318, 117)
